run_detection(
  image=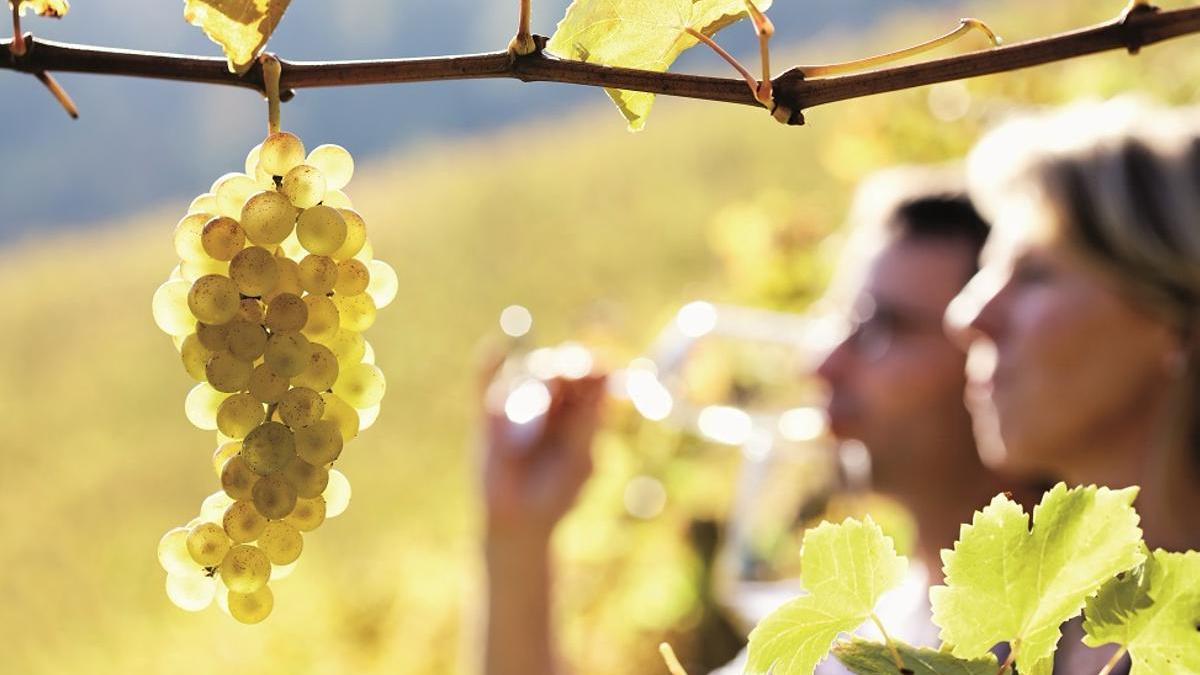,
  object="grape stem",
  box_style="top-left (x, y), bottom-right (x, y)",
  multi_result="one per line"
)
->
top-left (868, 613), bottom-right (905, 673)
top-left (683, 27), bottom-right (759, 105)
top-left (797, 18), bottom-right (1001, 78)
top-left (8, 3), bottom-right (77, 118)
top-left (260, 53), bottom-right (282, 134)
top-left (33, 69), bottom-right (76, 117)
top-left (9, 0), bottom-right (23, 57)
top-left (1097, 646), bottom-right (1128, 675)
top-left (0, 4), bottom-right (1194, 126)
top-left (744, 0), bottom-right (774, 107)
top-left (658, 643), bottom-right (690, 675)
top-left (508, 0), bottom-right (536, 57)
top-left (996, 641), bottom-right (1017, 675)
